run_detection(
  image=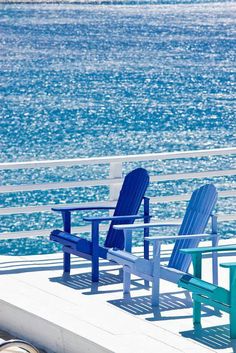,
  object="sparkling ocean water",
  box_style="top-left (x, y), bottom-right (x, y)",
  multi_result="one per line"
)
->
top-left (0, 1), bottom-right (235, 255)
